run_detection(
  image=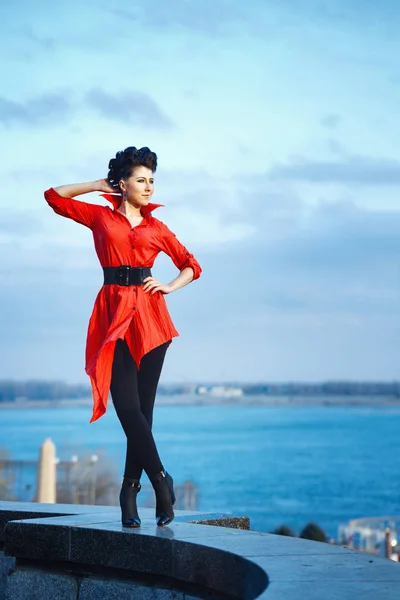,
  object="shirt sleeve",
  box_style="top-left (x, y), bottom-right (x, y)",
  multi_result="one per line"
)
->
top-left (44, 187), bottom-right (101, 230)
top-left (157, 221), bottom-right (202, 280)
